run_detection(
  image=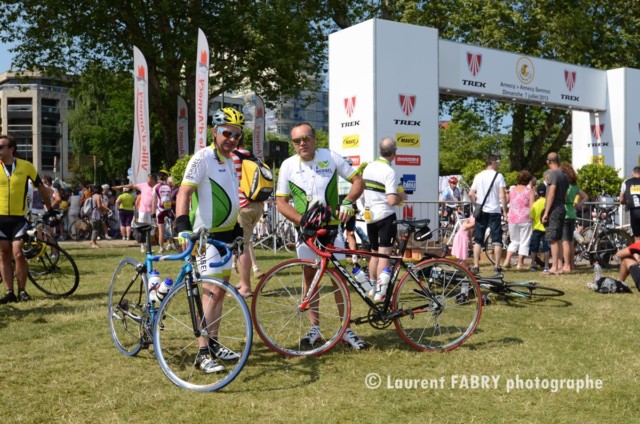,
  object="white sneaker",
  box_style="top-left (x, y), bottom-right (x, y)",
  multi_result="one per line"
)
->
top-left (196, 354), bottom-right (224, 373)
top-left (158, 247), bottom-right (164, 253)
top-left (209, 338), bottom-right (240, 360)
top-left (342, 329), bottom-right (368, 350)
top-left (140, 245), bottom-right (145, 253)
top-left (300, 326), bottom-right (322, 346)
